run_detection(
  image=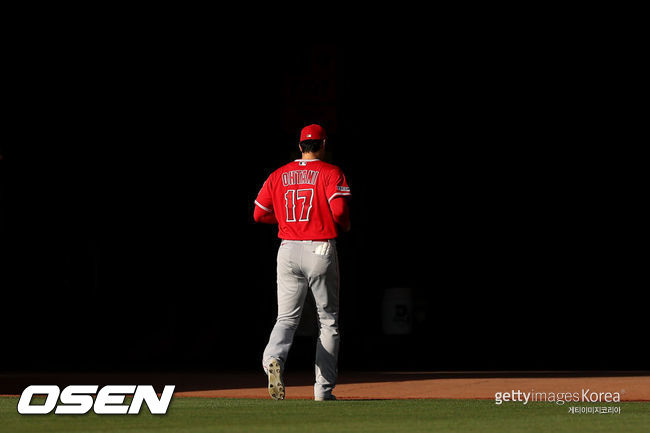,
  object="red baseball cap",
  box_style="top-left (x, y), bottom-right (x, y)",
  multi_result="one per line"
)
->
top-left (300, 124), bottom-right (326, 142)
